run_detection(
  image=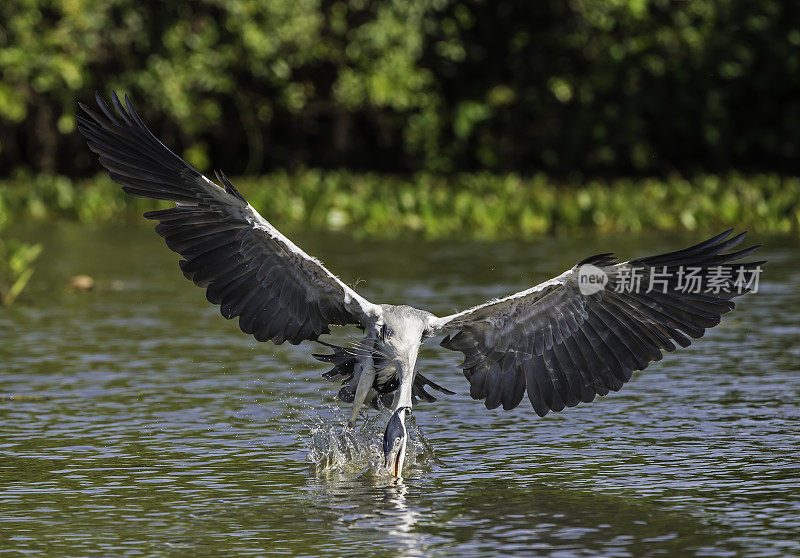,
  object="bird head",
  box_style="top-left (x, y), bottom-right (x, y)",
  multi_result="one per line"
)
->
top-left (376, 307), bottom-right (434, 366)
top-left (376, 307), bottom-right (438, 478)
top-left (383, 406), bottom-right (411, 477)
